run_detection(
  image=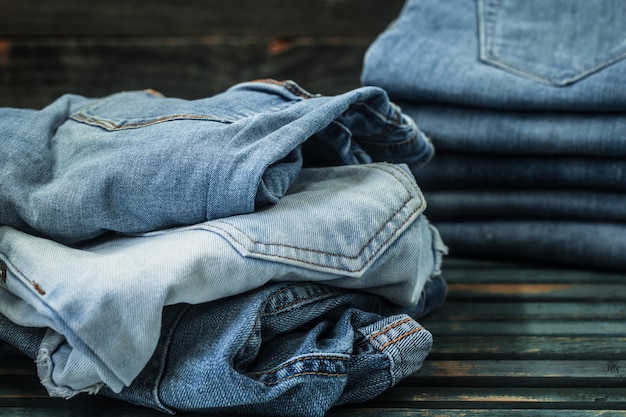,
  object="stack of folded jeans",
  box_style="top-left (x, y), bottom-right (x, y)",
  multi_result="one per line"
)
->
top-left (0, 79), bottom-right (447, 416)
top-left (362, 0), bottom-right (626, 270)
